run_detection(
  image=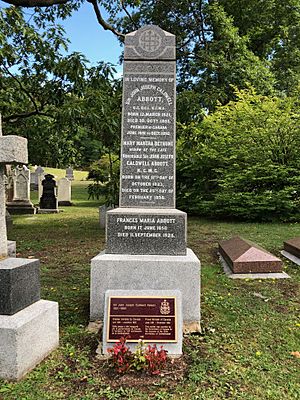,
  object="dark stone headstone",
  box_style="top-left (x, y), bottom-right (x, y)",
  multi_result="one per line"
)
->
top-left (219, 236), bottom-right (283, 273)
top-left (283, 237), bottom-right (300, 259)
top-left (0, 258), bottom-right (40, 315)
top-left (40, 174), bottom-right (58, 210)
